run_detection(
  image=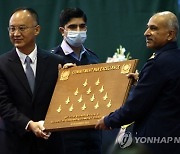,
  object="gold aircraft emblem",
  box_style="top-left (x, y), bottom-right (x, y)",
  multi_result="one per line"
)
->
top-left (83, 79), bottom-right (88, 87)
top-left (94, 102), bottom-right (99, 109)
top-left (90, 94), bottom-right (95, 102)
top-left (82, 103), bottom-right (86, 110)
top-left (69, 104), bottom-right (73, 112)
top-left (103, 92), bottom-right (108, 100)
top-left (57, 105), bottom-right (61, 113)
top-left (74, 88), bottom-right (79, 96)
top-left (87, 87), bottom-right (91, 94)
top-left (65, 97), bottom-right (70, 104)
top-left (78, 95), bottom-right (83, 103)
top-left (99, 85), bottom-right (104, 93)
top-left (95, 78), bottom-right (100, 86)
top-left (107, 100), bottom-right (112, 108)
